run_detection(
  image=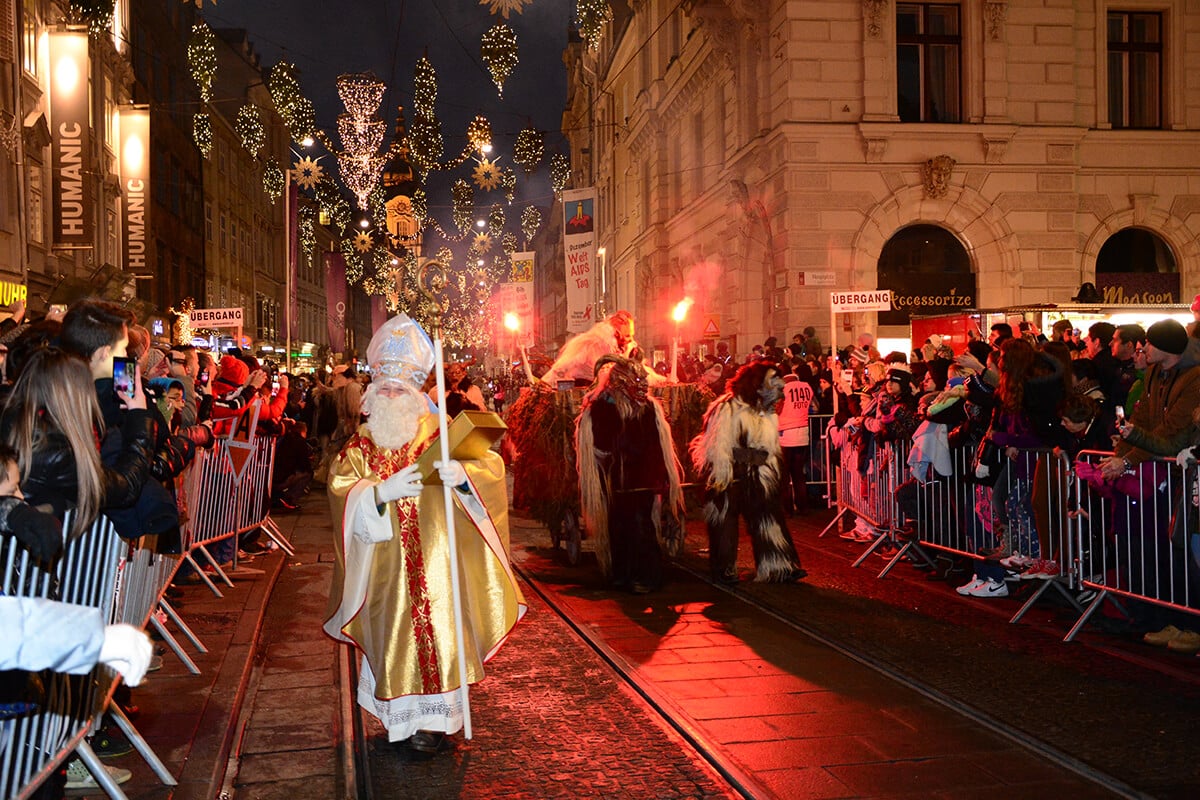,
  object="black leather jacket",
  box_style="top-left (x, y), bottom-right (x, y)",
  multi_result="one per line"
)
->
top-left (5, 408), bottom-right (158, 520)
